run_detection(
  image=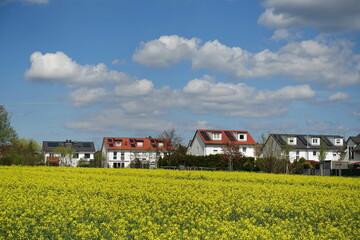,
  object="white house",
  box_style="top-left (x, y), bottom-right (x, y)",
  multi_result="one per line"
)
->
top-left (262, 134), bottom-right (344, 163)
top-left (186, 129), bottom-right (257, 157)
top-left (43, 140), bottom-right (95, 167)
top-left (101, 137), bottom-right (170, 169)
top-left (344, 134), bottom-right (360, 164)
